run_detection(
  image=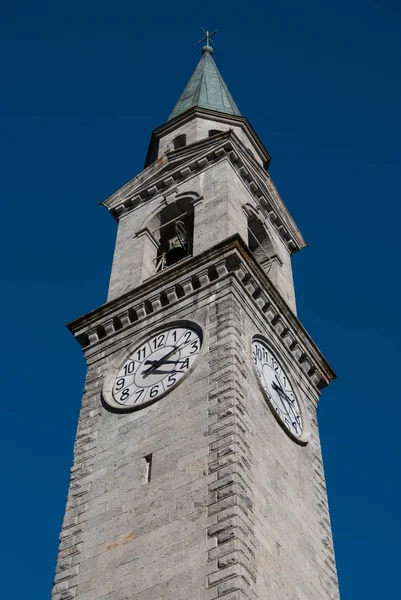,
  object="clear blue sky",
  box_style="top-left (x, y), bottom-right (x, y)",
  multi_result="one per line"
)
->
top-left (1, 1), bottom-right (400, 597)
